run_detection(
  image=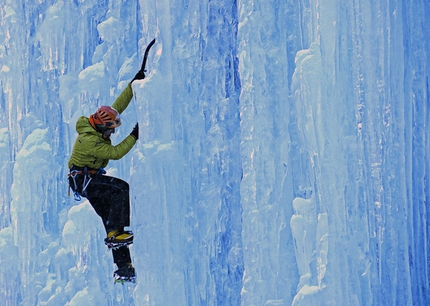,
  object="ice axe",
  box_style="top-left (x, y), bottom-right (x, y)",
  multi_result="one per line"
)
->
top-left (132, 38), bottom-right (156, 82)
